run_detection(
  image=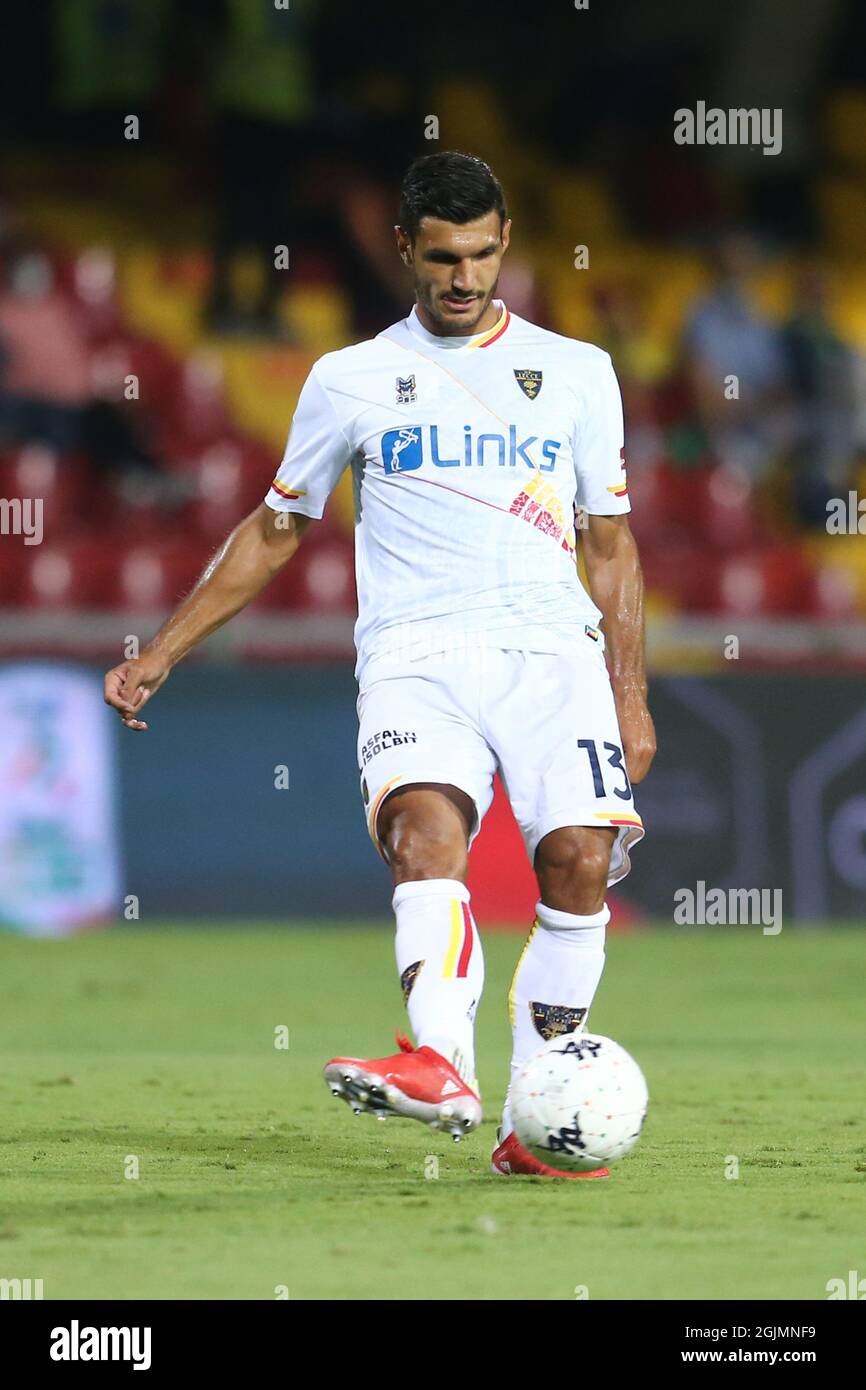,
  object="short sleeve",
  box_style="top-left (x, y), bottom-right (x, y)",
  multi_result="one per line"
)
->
top-left (573, 352), bottom-right (630, 515)
top-left (264, 367), bottom-right (353, 519)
